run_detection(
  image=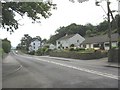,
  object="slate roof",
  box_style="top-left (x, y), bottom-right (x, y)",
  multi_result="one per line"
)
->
top-left (31, 38), bottom-right (40, 42)
top-left (82, 33), bottom-right (119, 44)
top-left (57, 34), bottom-right (76, 41)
